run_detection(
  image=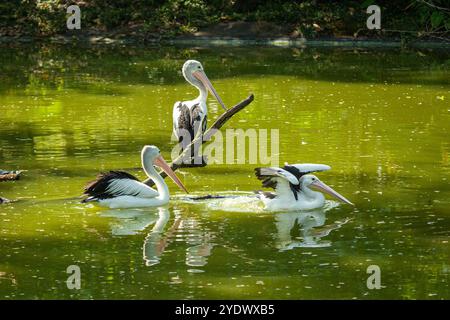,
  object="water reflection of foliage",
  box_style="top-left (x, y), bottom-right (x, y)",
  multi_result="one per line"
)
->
top-left (0, 44), bottom-right (449, 95)
top-left (0, 44), bottom-right (448, 199)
